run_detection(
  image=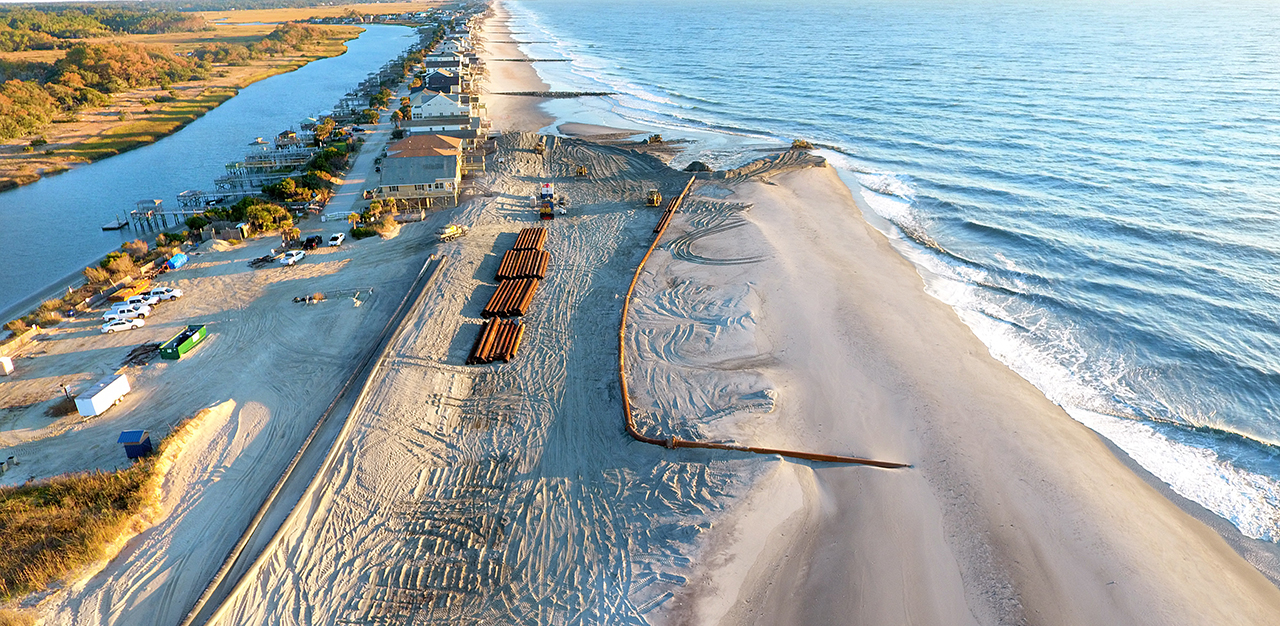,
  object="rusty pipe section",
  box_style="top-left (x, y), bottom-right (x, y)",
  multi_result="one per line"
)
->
top-left (619, 176), bottom-right (910, 469)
